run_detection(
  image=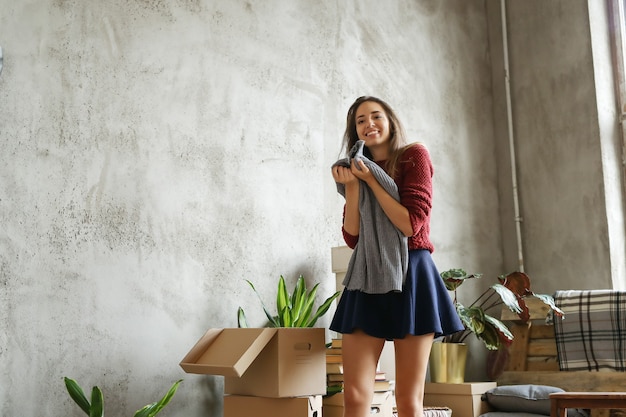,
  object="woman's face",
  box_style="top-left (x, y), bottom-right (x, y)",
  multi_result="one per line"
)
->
top-left (354, 101), bottom-right (391, 151)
